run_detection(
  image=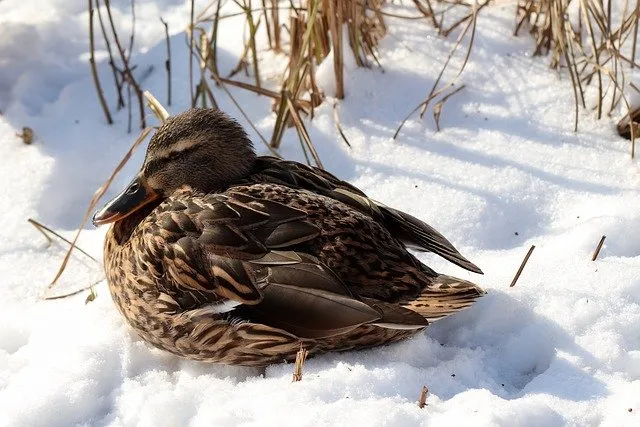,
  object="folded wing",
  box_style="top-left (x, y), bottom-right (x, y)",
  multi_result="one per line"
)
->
top-left (156, 191), bottom-right (427, 339)
top-left (243, 157), bottom-right (482, 274)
